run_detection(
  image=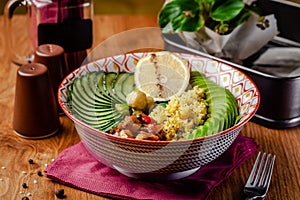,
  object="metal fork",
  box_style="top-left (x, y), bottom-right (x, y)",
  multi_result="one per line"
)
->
top-left (244, 152), bottom-right (276, 200)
